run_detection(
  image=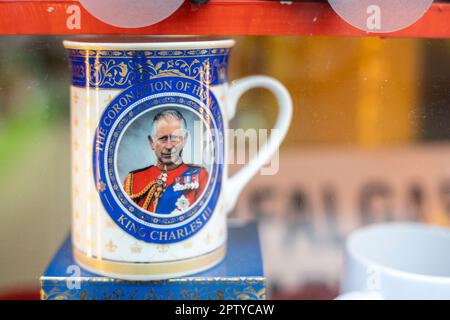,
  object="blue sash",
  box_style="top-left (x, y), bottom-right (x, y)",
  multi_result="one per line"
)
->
top-left (155, 166), bottom-right (202, 214)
